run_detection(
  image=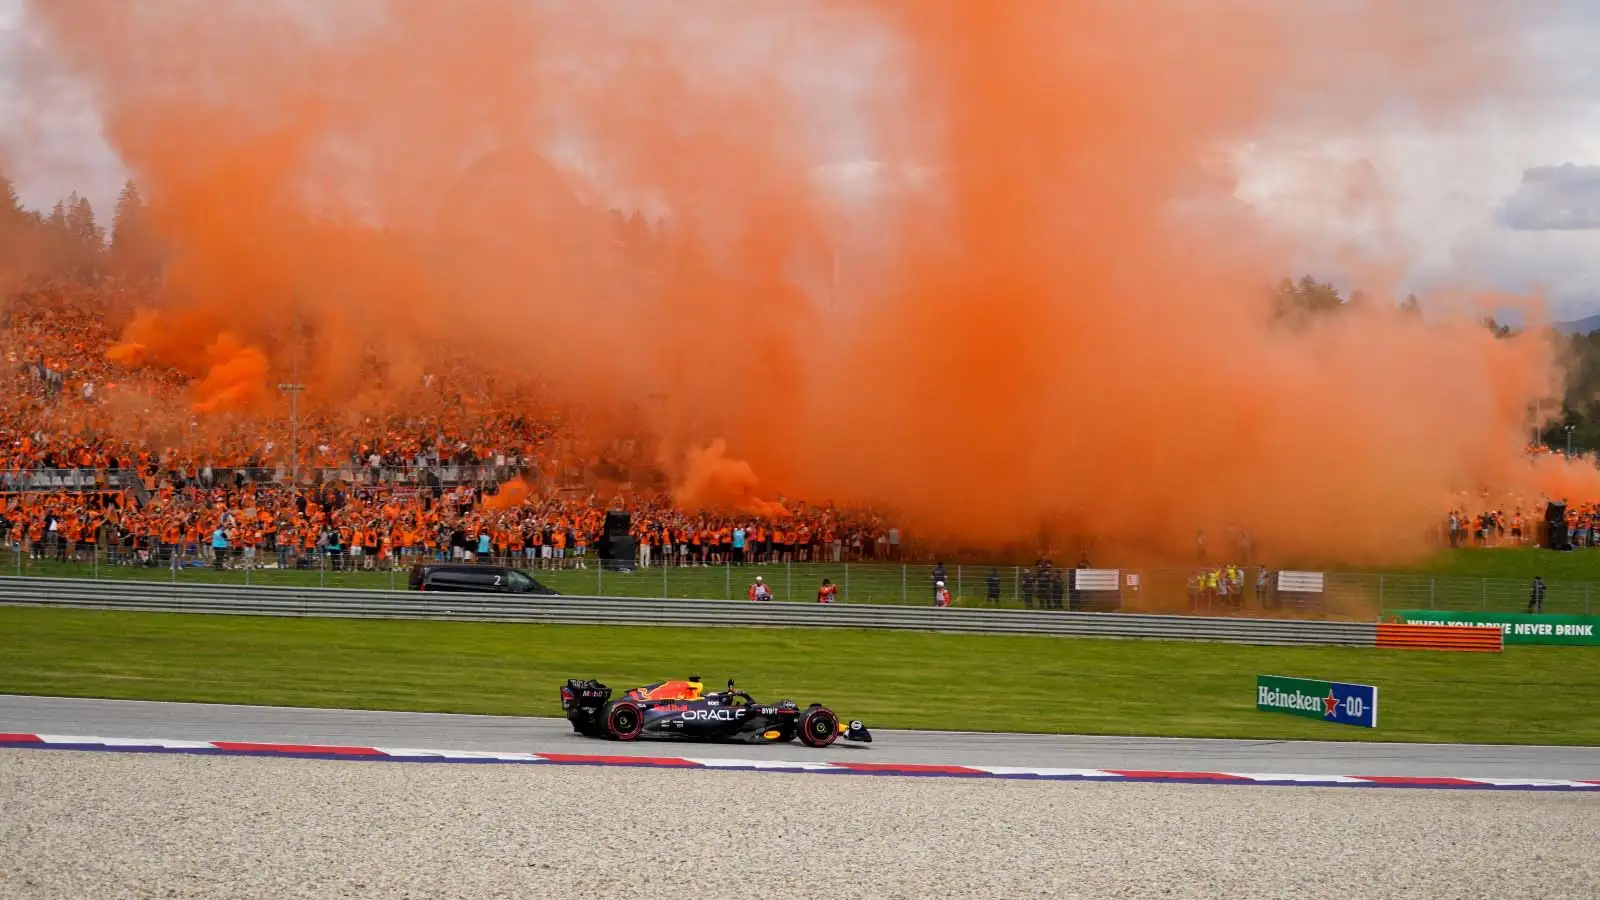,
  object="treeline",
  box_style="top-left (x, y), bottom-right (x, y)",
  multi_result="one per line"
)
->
top-left (2, 171), bottom-right (673, 287)
top-left (1, 176), bottom-right (165, 284)
top-left (1543, 331), bottom-right (1600, 454)
top-left (1271, 274), bottom-right (1600, 454)
top-left (1270, 274), bottom-right (1422, 324)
